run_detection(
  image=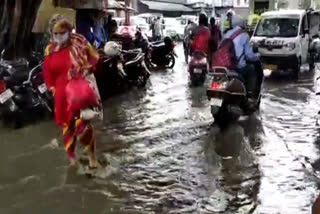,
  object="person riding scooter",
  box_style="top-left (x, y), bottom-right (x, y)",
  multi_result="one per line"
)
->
top-left (190, 13), bottom-right (211, 57)
top-left (188, 13), bottom-right (211, 85)
top-left (223, 15), bottom-right (261, 98)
